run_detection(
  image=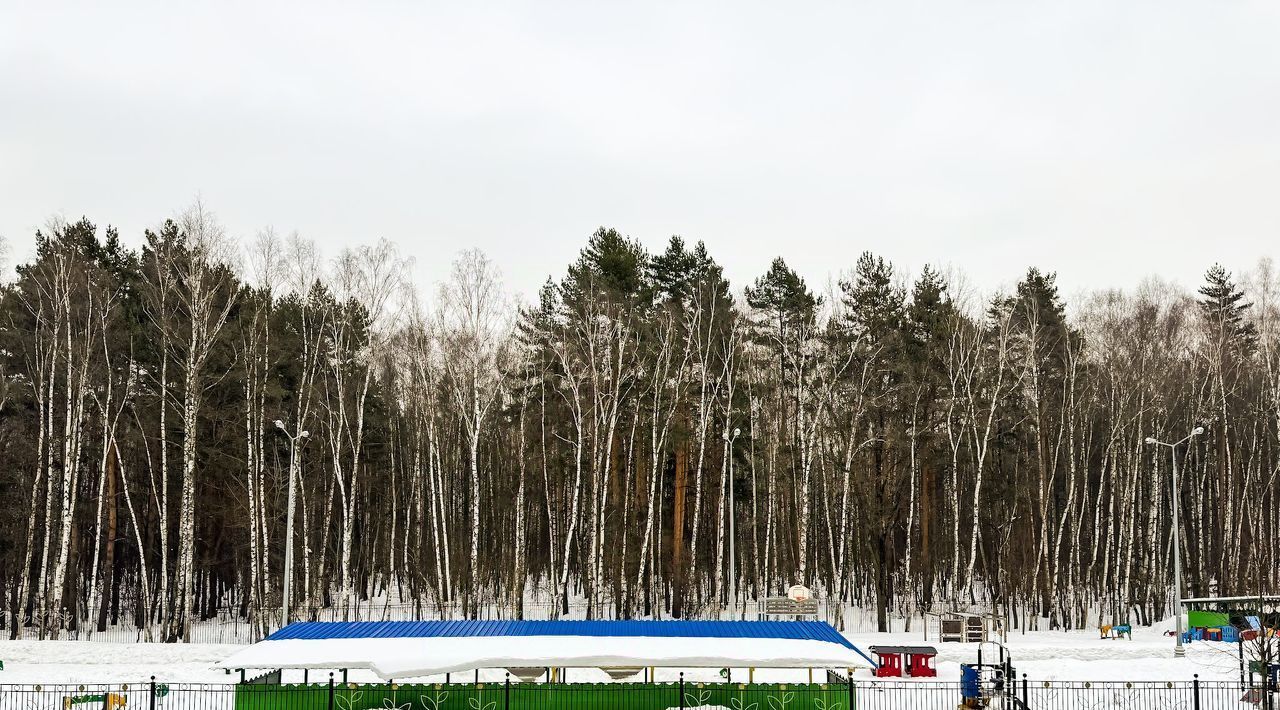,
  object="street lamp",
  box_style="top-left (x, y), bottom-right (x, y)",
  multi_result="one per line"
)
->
top-left (723, 426), bottom-right (741, 618)
top-left (1144, 425), bottom-right (1204, 658)
top-left (275, 419), bottom-right (309, 630)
